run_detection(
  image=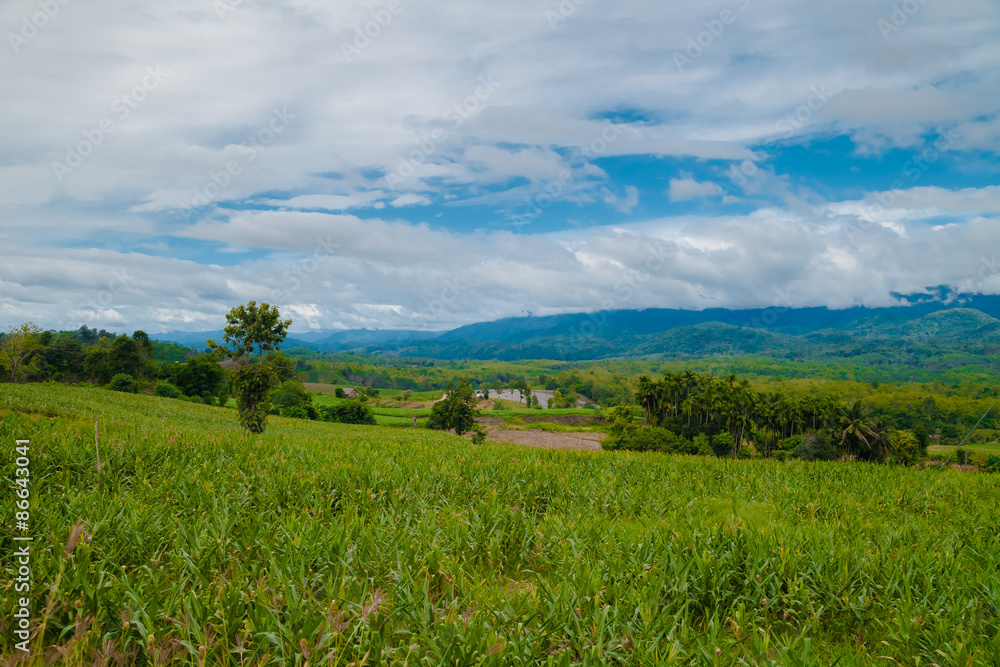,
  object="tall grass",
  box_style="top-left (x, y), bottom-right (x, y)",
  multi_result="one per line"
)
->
top-left (1, 383), bottom-right (999, 665)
